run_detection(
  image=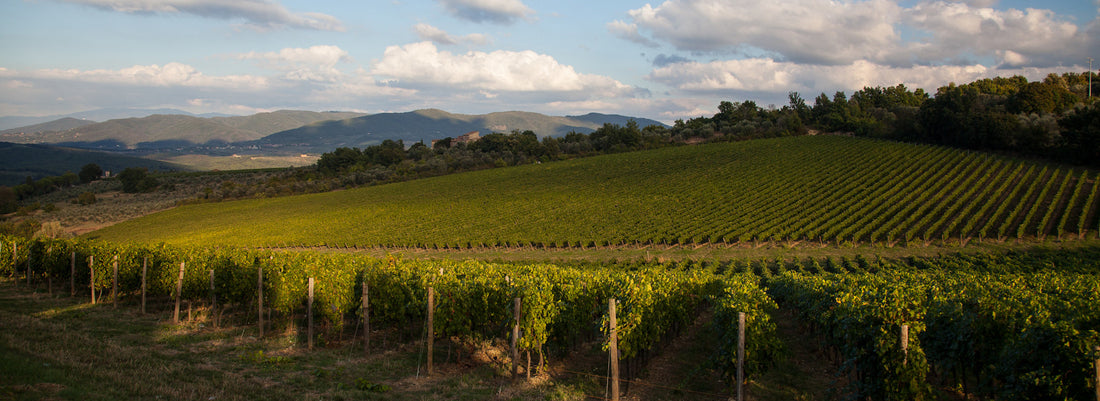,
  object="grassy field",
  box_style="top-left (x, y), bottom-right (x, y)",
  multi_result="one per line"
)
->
top-left (88, 135), bottom-right (1100, 249)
